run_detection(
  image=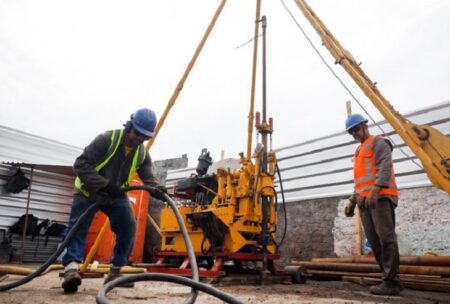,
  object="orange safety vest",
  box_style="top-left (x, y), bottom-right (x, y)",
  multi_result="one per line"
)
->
top-left (353, 135), bottom-right (398, 197)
